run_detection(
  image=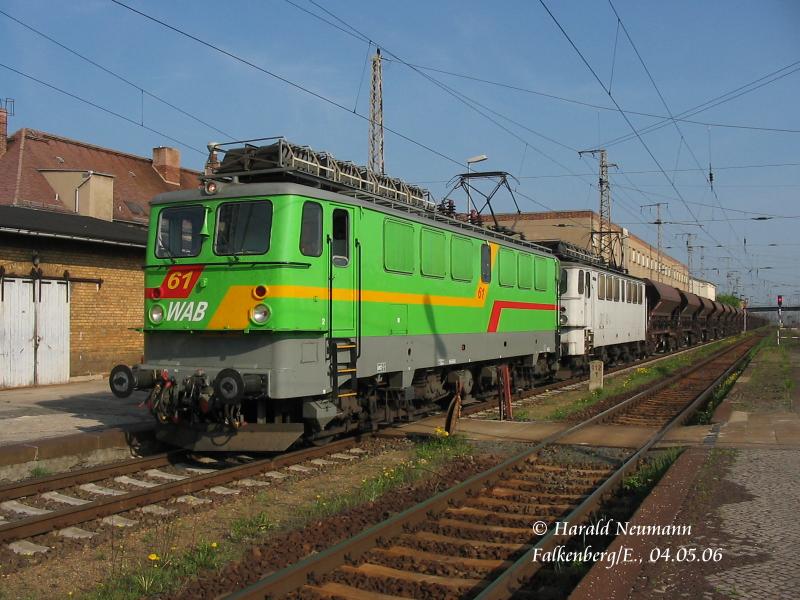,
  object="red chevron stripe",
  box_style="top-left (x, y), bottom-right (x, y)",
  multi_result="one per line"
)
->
top-left (487, 300), bottom-right (559, 332)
